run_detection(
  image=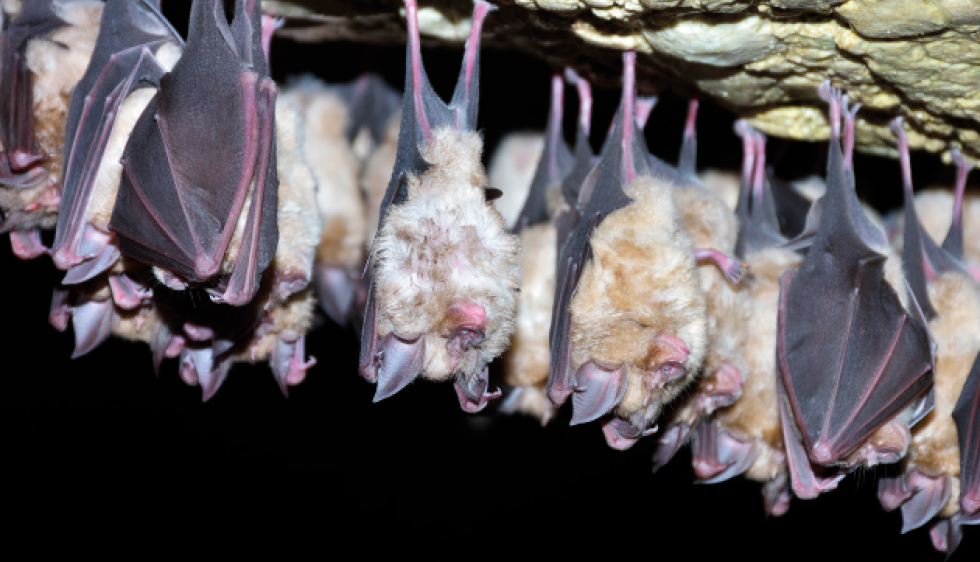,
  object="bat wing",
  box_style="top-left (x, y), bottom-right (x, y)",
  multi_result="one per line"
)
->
top-left (513, 72), bottom-right (572, 233)
top-left (110, 0), bottom-right (278, 306)
top-left (769, 174), bottom-right (812, 239)
top-left (374, 0), bottom-right (492, 223)
top-left (0, 0), bottom-right (67, 175)
top-left (554, 126), bottom-right (596, 247)
top-left (53, 0), bottom-right (181, 278)
top-left (953, 350), bottom-right (980, 517)
top-left (547, 53), bottom-right (643, 406)
top-left (777, 136), bottom-right (934, 465)
top-left (337, 73), bottom-right (401, 146)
